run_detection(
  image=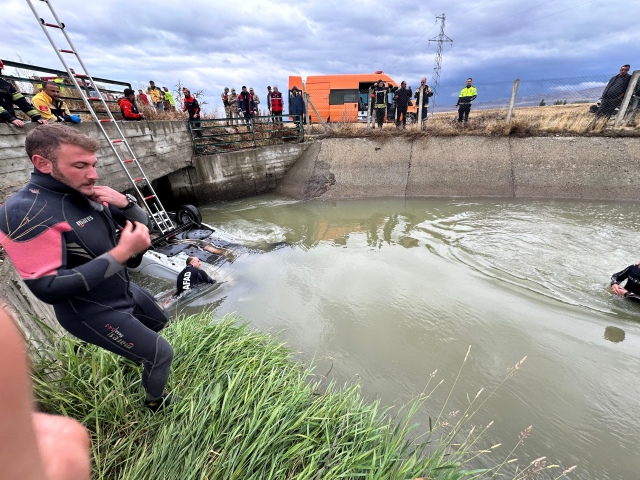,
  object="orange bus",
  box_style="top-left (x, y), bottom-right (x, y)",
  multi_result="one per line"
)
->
top-left (288, 72), bottom-right (418, 123)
